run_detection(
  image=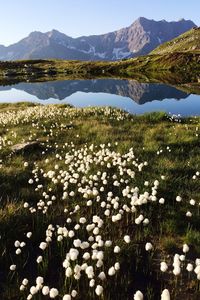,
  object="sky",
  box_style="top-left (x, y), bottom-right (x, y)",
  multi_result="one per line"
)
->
top-left (0, 0), bottom-right (199, 46)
